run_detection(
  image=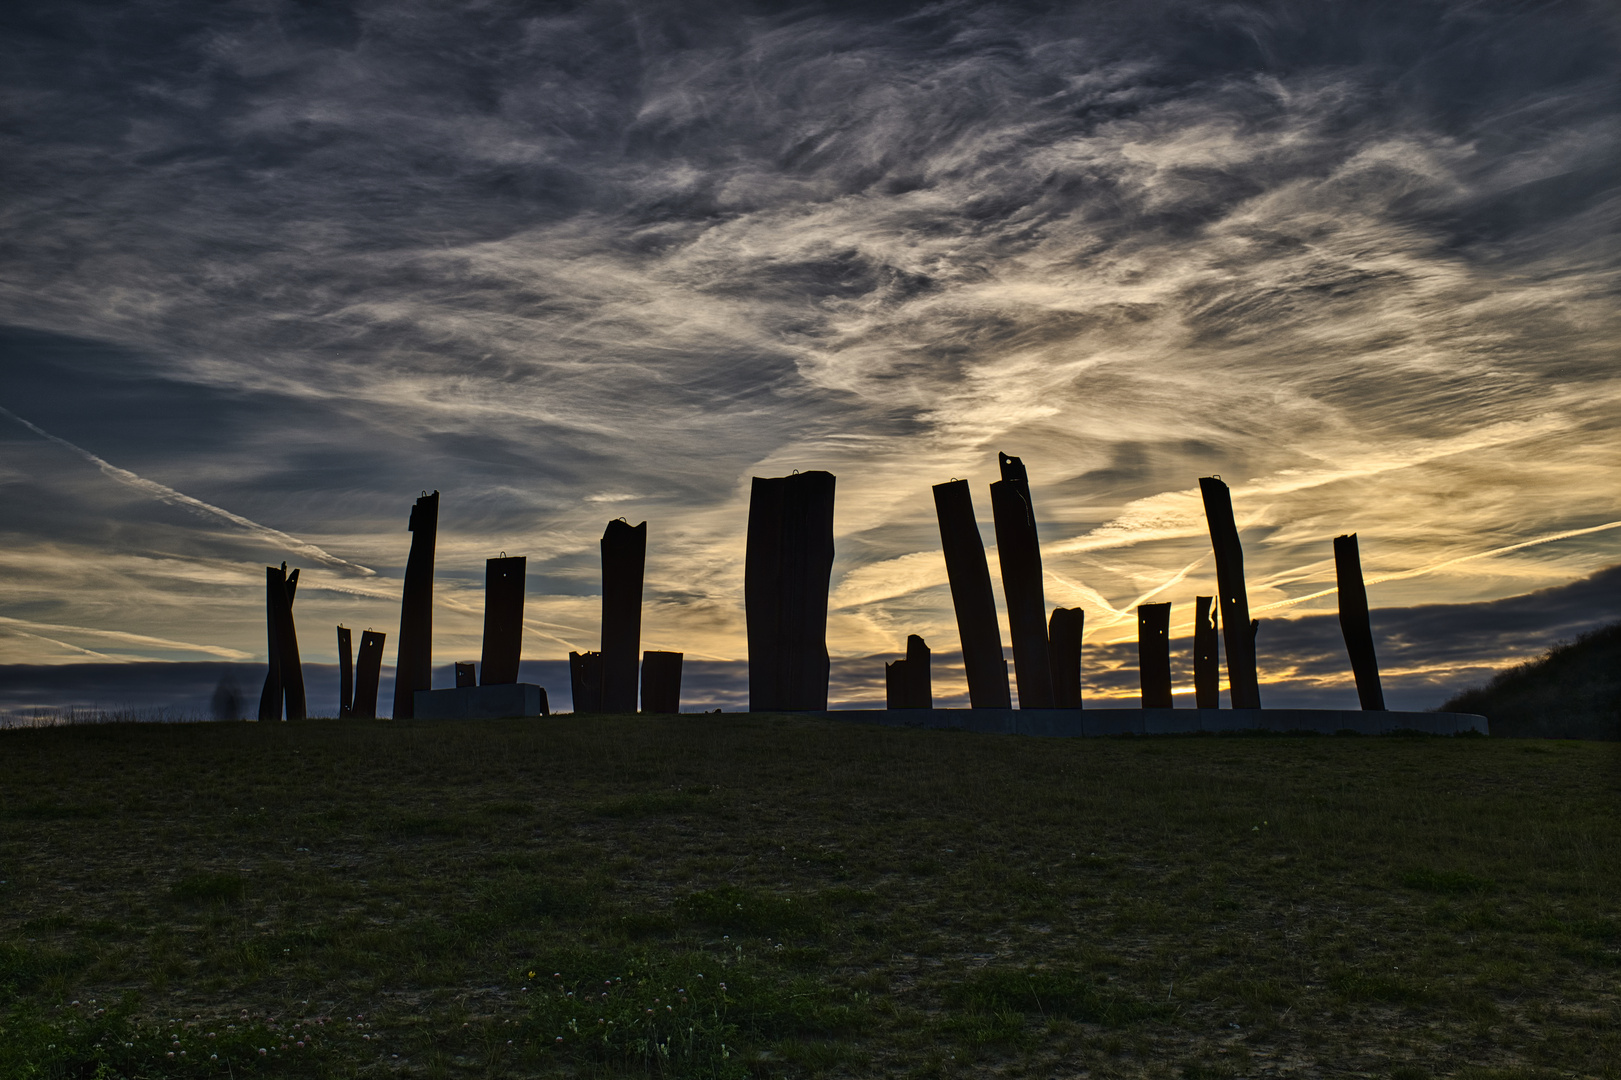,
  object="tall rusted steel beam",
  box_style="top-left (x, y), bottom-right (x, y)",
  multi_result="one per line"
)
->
top-left (392, 491), bottom-right (439, 719)
top-left (258, 565), bottom-right (299, 721)
top-left (1193, 596), bottom-right (1220, 709)
top-left (745, 471), bottom-right (836, 711)
top-left (1047, 607), bottom-right (1085, 708)
top-left (480, 555), bottom-right (526, 685)
top-left (1199, 477), bottom-right (1261, 709)
top-left (258, 567), bottom-right (282, 722)
top-left (257, 565), bottom-right (304, 720)
top-left (352, 630), bottom-right (385, 719)
top-left (990, 453), bottom-right (1054, 708)
top-left (884, 659), bottom-right (909, 709)
top-left (570, 650), bottom-right (603, 713)
top-left (601, 521), bottom-right (647, 713)
top-left (1137, 602), bottom-right (1172, 708)
top-left (932, 480), bottom-right (1011, 709)
top-left (641, 651), bottom-right (683, 714)
top-left (337, 625), bottom-right (353, 718)
top-left (1334, 533), bottom-right (1386, 711)
top-left (905, 634), bottom-right (932, 709)
top-left (269, 564), bottom-right (306, 720)
top-left (886, 635), bottom-right (932, 709)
